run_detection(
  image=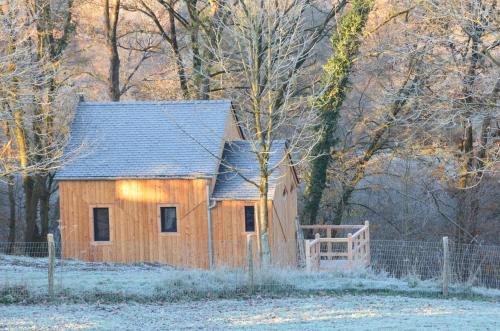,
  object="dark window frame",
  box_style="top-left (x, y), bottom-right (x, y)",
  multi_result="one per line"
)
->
top-left (91, 206), bottom-right (111, 243)
top-left (158, 205), bottom-right (178, 234)
top-left (244, 205), bottom-right (256, 233)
